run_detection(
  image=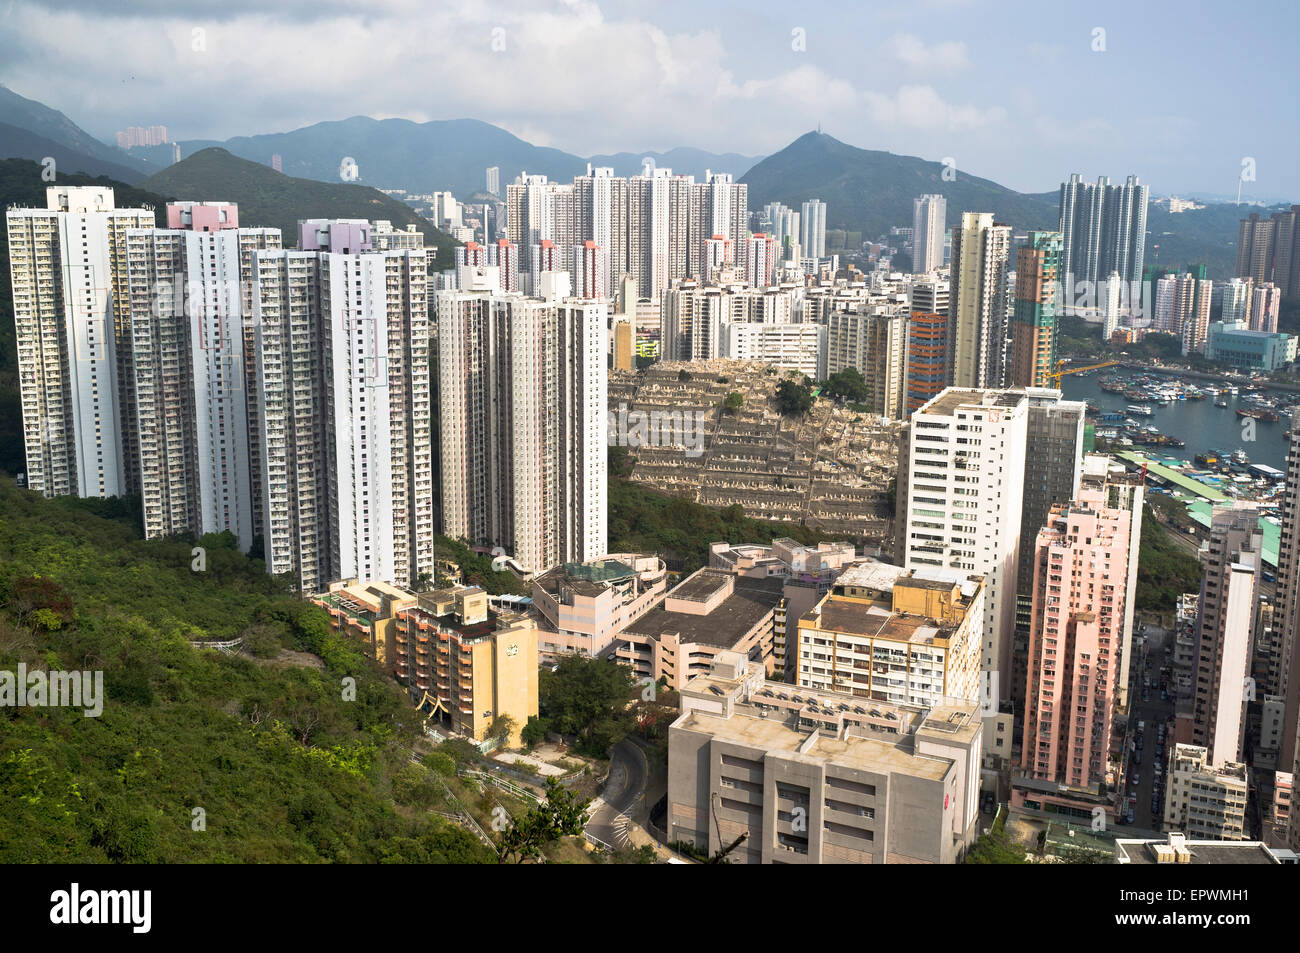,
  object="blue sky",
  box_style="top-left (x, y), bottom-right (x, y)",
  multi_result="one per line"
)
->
top-left (1, 0), bottom-right (1295, 199)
